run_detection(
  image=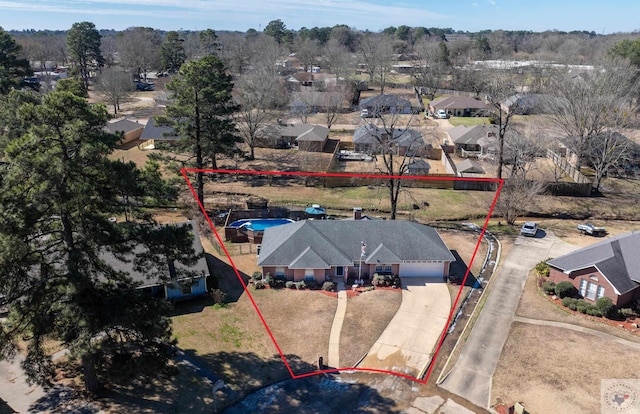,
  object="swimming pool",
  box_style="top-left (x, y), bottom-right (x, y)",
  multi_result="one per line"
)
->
top-left (228, 218), bottom-right (294, 232)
